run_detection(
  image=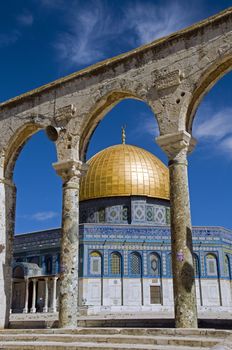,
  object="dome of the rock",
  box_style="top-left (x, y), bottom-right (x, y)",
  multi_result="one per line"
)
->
top-left (79, 144), bottom-right (169, 201)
